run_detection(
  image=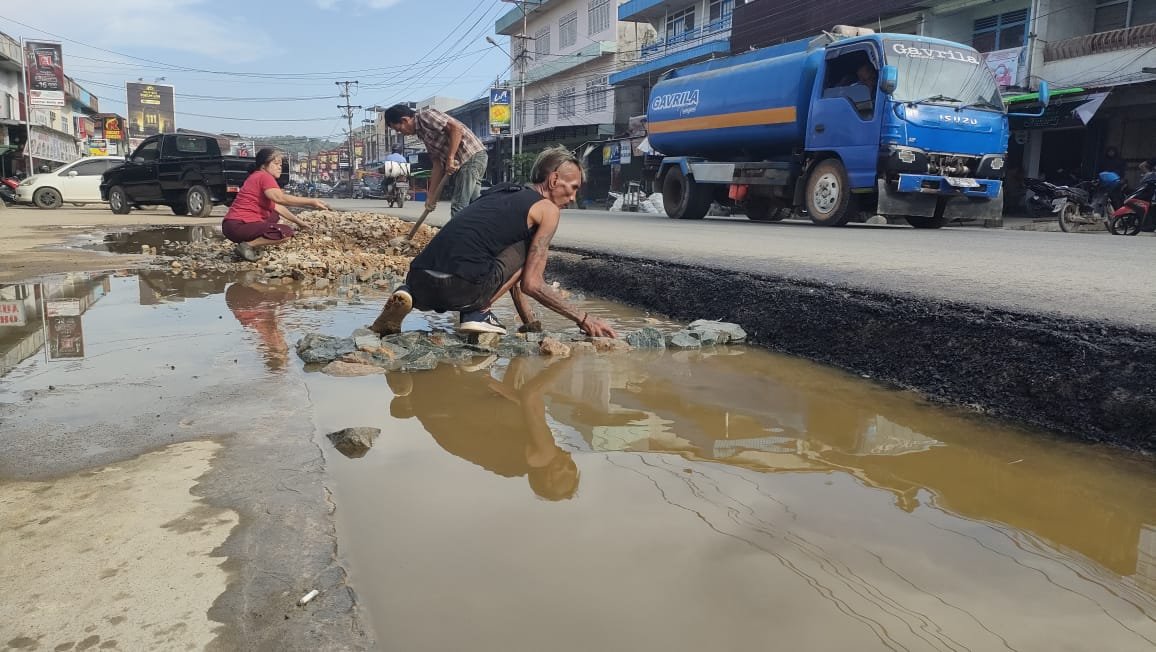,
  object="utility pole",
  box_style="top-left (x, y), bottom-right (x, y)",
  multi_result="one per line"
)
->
top-left (336, 80), bottom-right (360, 197)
